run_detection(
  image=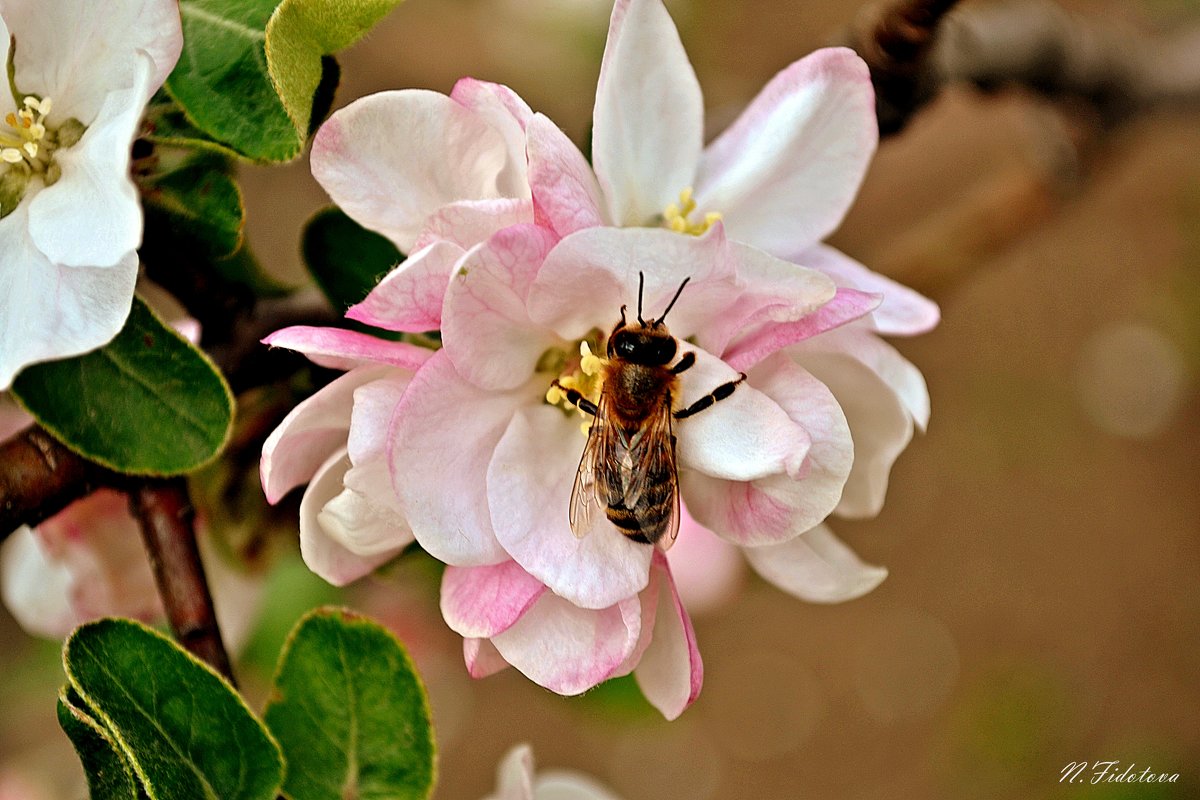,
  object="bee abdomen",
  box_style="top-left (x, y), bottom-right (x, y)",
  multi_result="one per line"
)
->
top-left (605, 483), bottom-right (674, 545)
